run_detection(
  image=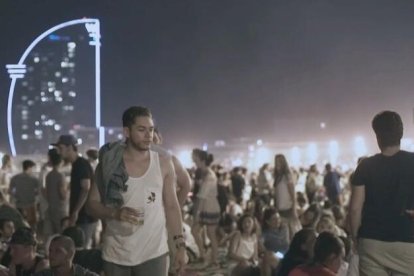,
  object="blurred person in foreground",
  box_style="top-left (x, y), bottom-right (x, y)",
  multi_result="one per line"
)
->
top-left (35, 235), bottom-right (97, 276)
top-left (288, 231), bottom-right (344, 276)
top-left (350, 110), bottom-right (414, 275)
